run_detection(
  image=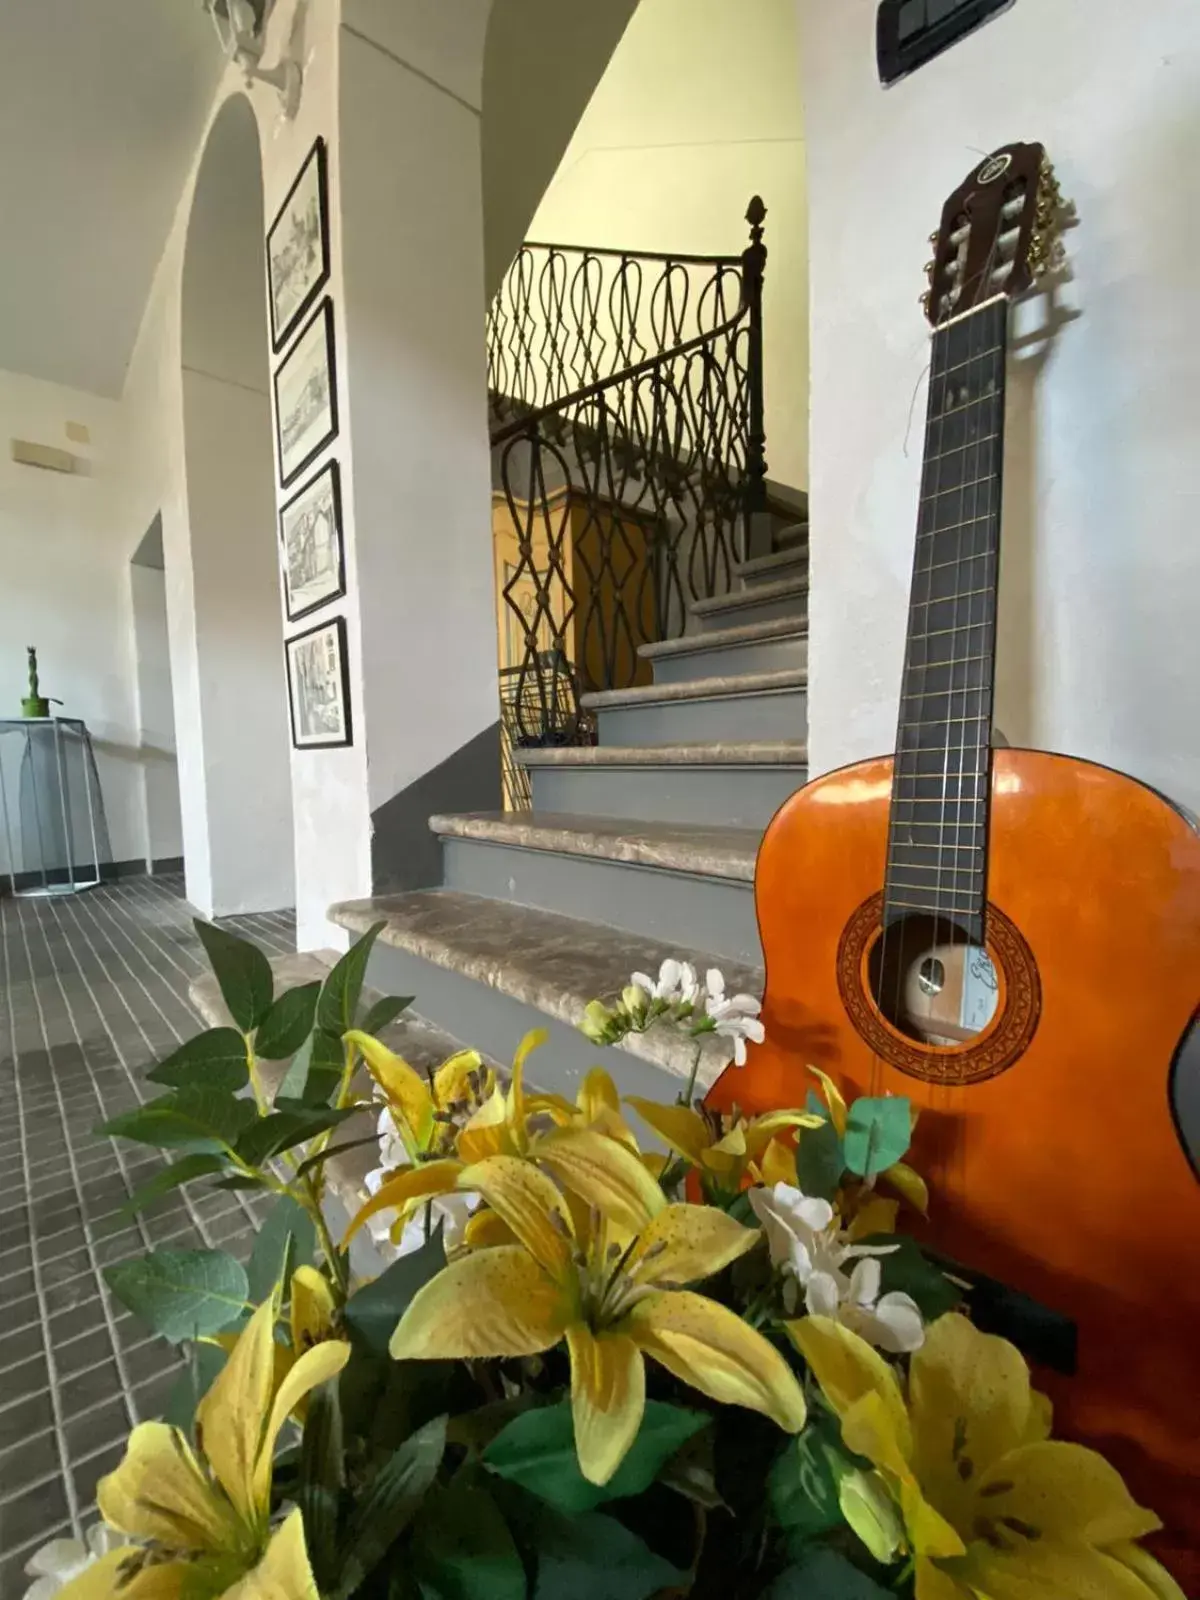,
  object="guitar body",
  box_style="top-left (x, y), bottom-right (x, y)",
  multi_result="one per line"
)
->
top-left (707, 746), bottom-right (1200, 1577)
